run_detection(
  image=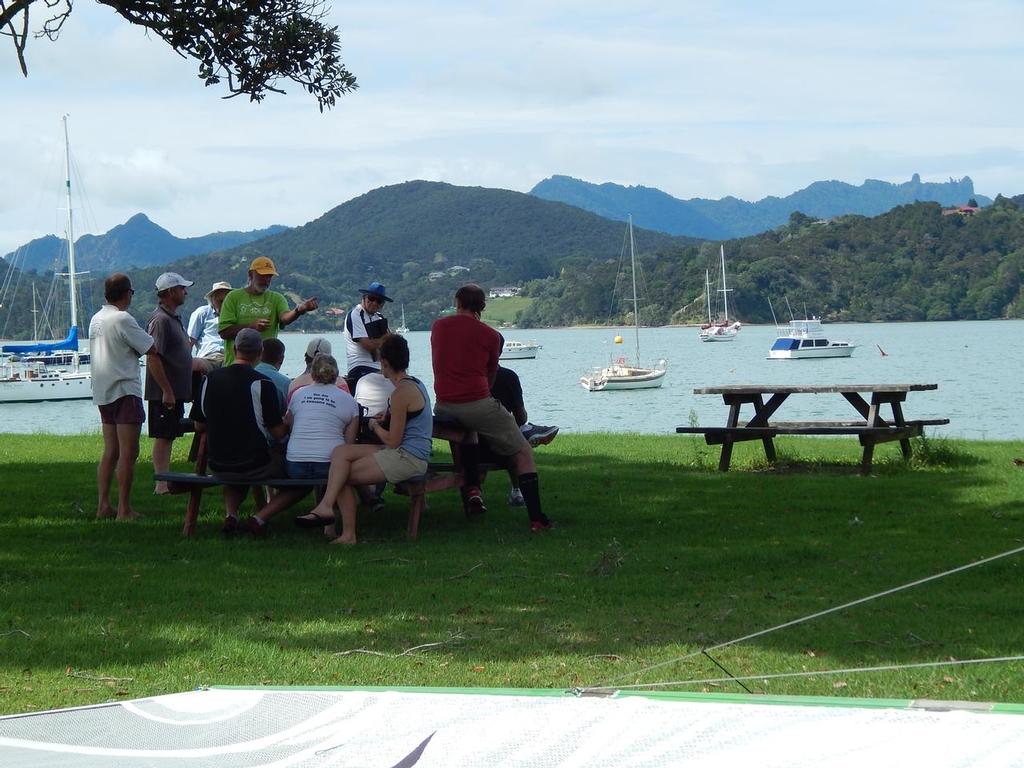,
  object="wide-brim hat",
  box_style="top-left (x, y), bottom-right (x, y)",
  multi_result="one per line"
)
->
top-left (359, 281), bottom-right (393, 302)
top-left (205, 281), bottom-right (232, 299)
